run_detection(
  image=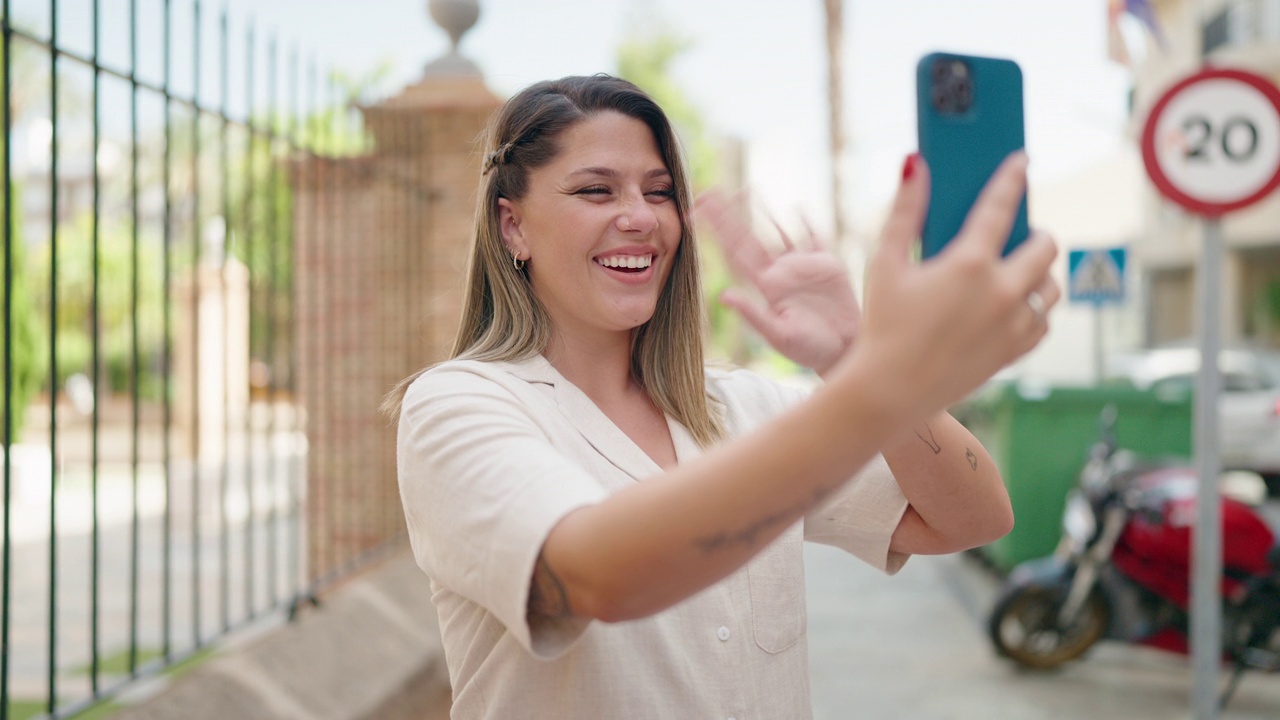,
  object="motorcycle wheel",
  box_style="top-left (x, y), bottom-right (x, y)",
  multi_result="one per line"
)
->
top-left (1227, 585), bottom-right (1280, 671)
top-left (988, 585), bottom-right (1108, 669)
